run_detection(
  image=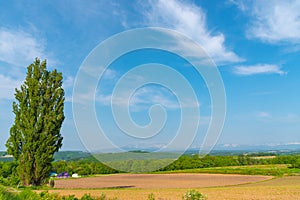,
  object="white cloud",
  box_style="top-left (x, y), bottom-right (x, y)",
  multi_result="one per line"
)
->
top-left (227, 0), bottom-right (247, 11)
top-left (233, 64), bottom-right (286, 76)
top-left (144, 0), bottom-right (243, 65)
top-left (82, 65), bottom-right (117, 80)
top-left (256, 112), bottom-right (300, 123)
top-left (63, 76), bottom-right (74, 88)
top-left (96, 85), bottom-right (200, 111)
top-left (129, 87), bottom-right (180, 111)
top-left (257, 111), bottom-right (272, 118)
top-left (0, 28), bottom-right (50, 66)
top-left (0, 74), bottom-right (22, 100)
top-left (236, 0), bottom-right (300, 43)
top-left (97, 94), bottom-right (112, 106)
